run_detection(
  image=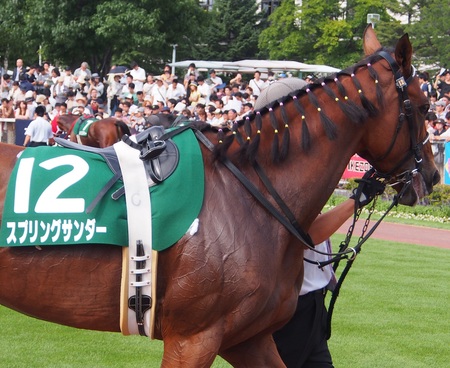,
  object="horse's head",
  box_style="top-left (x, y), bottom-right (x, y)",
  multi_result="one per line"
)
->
top-left (356, 26), bottom-right (440, 205)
